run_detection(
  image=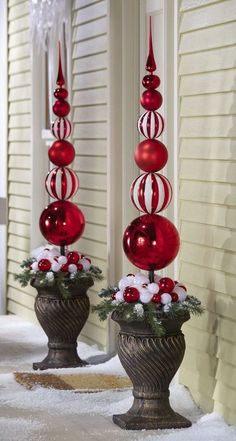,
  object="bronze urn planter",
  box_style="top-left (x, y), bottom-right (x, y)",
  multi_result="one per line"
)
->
top-left (111, 309), bottom-right (192, 430)
top-left (32, 277), bottom-right (93, 370)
